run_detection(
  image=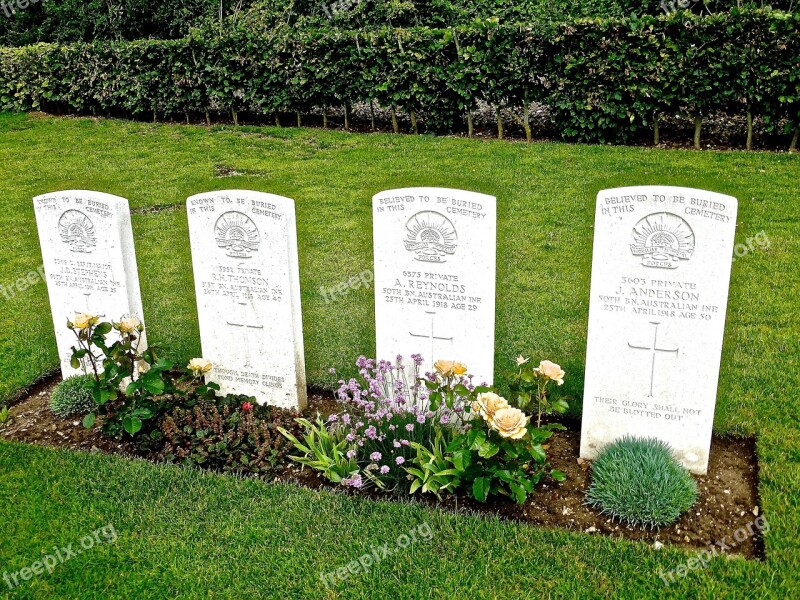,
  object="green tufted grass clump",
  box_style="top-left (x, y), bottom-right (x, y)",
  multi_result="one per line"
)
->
top-left (50, 374), bottom-right (96, 418)
top-left (586, 436), bottom-right (698, 529)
